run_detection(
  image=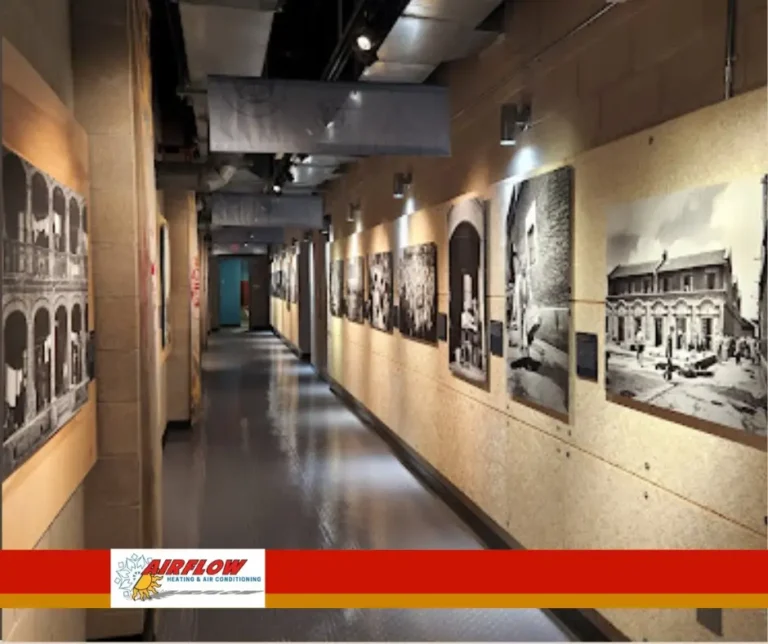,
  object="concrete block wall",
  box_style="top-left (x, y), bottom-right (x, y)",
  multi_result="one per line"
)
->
top-left (165, 190), bottom-right (195, 424)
